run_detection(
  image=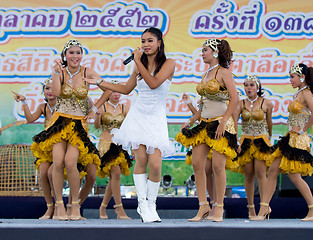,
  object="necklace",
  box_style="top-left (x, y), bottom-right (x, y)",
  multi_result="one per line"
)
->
top-left (247, 96), bottom-right (258, 108)
top-left (47, 103), bottom-right (55, 114)
top-left (295, 85), bottom-right (308, 98)
top-left (207, 64), bottom-right (219, 74)
top-left (66, 66), bottom-right (81, 83)
top-left (108, 100), bottom-right (119, 112)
